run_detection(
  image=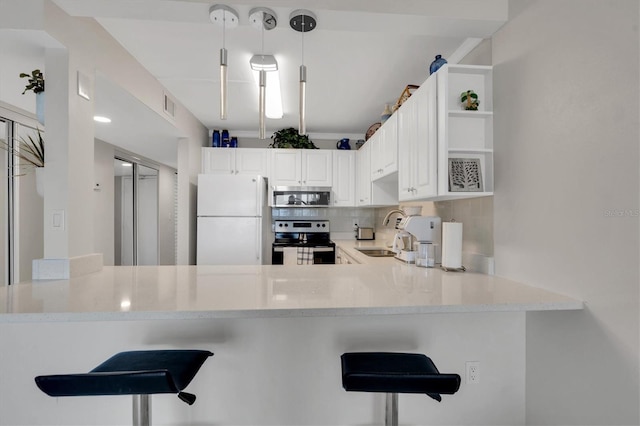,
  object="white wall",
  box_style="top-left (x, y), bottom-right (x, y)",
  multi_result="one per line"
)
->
top-left (0, 312), bottom-right (525, 426)
top-left (93, 140), bottom-right (115, 265)
top-left (493, 1), bottom-right (639, 424)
